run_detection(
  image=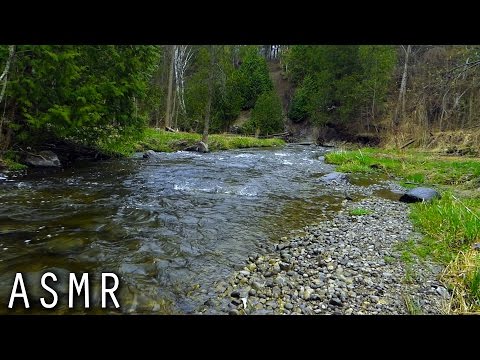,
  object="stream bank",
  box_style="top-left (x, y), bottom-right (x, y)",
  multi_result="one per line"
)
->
top-left (206, 197), bottom-right (447, 315)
